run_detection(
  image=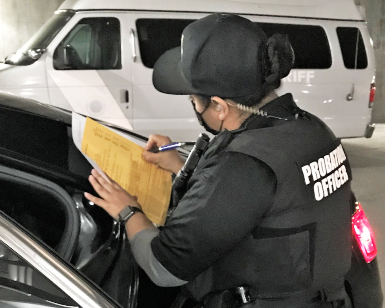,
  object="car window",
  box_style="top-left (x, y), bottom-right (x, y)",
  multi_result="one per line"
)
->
top-left (336, 27), bottom-right (368, 69)
top-left (54, 17), bottom-right (122, 70)
top-left (0, 243), bottom-right (78, 307)
top-left (136, 19), bottom-right (332, 69)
